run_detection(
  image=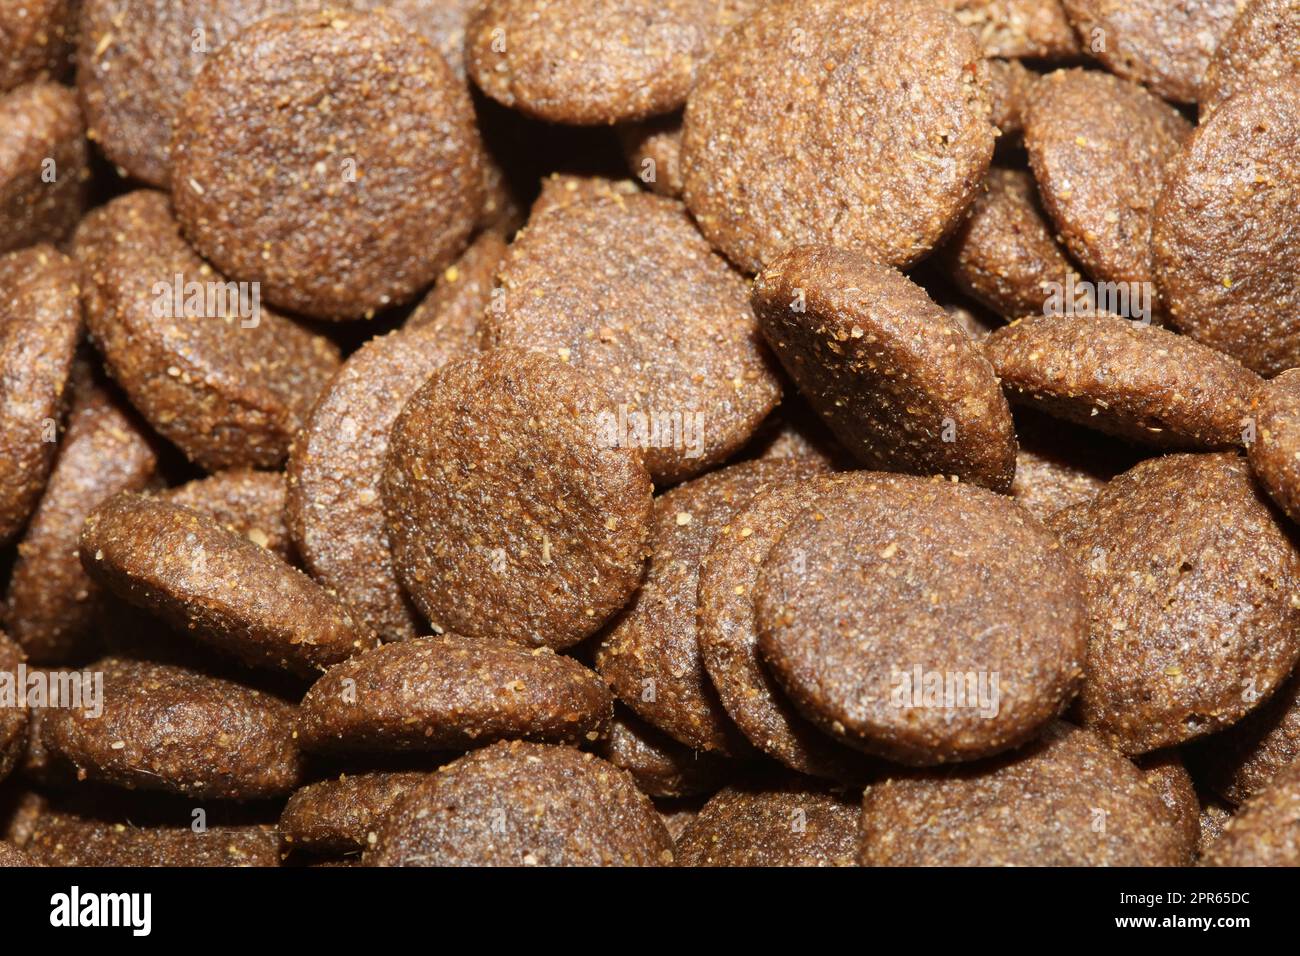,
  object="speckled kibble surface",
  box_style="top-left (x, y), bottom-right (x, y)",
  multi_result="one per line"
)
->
top-left (1196, 668), bottom-right (1300, 805)
top-left (1135, 749), bottom-right (1200, 863)
top-left (937, 0), bottom-right (1080, 58)
top-left (171, 9), bottom-right (484, 320)
top-left (1204, 759), bottom-right (1300, 866)
top-left (1154, 79), bottom-right (1300, 377)
top-left (986, 57), bottom-right (1038, 136)
top-left (1050, 453), bottom-right (1300, 754)
top-left (163, 469), bottom-right (293, 563)
top-left (600, 708), bottom-right (732, 799)
top-left (0, 0), bottom-right (77, 93)
top-left (618, 113), bottom-right (685, 198)
top-left (0, 631), bottom-right (29, 783)
top-left (1199, 0), bottom-right (1300, 115)
top-left (384, 349), bottom-right (653, 650)
top-left (80, 493), bottom-right (377, 676)
top-left (1248, 369), bottom-right (1300, 524)
top-left (280, 771), bottom-right (430, 856)
top-left (754, 245), bottom-right (1016, 491)
top-left (682, 0), bottom-right (994, 275)
top-left (403, 229), bottom-right (505, 338)
top-left (0, 82), bottom-right (87, 253)
top-left (22, 809), bottom-right (281, 867)
top-left (365, 741), bottom-right (674, 866)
